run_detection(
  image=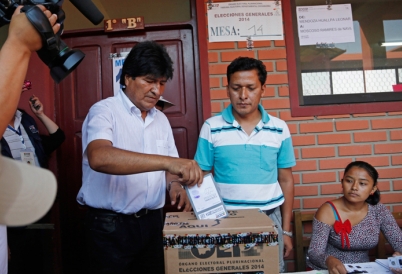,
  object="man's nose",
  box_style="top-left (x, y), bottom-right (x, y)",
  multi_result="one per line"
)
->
top-left (151, 83), bottom-right (162, 95)
top-left (239, 87), bottom-right (248, 99)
